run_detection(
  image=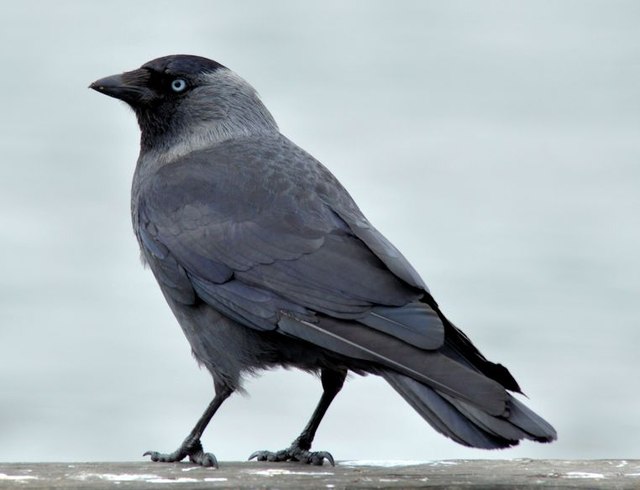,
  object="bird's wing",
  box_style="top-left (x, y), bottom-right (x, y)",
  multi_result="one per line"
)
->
top-left (137, 135), bottom-right (444, 348)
